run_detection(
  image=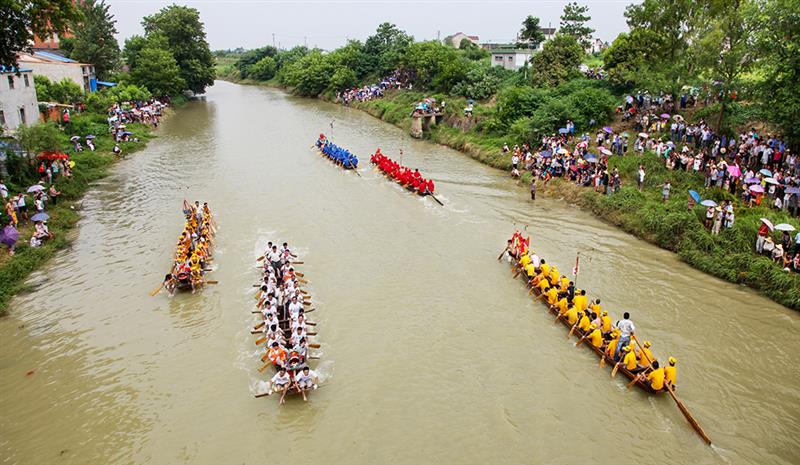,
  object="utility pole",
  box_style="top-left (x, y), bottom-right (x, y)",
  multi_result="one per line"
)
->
top-left (437, 30), bottom-right (440, 43)
top-left (272, 33), bottom-right (276, 48)
top-left (304, 36), bottom-right (308, 48)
